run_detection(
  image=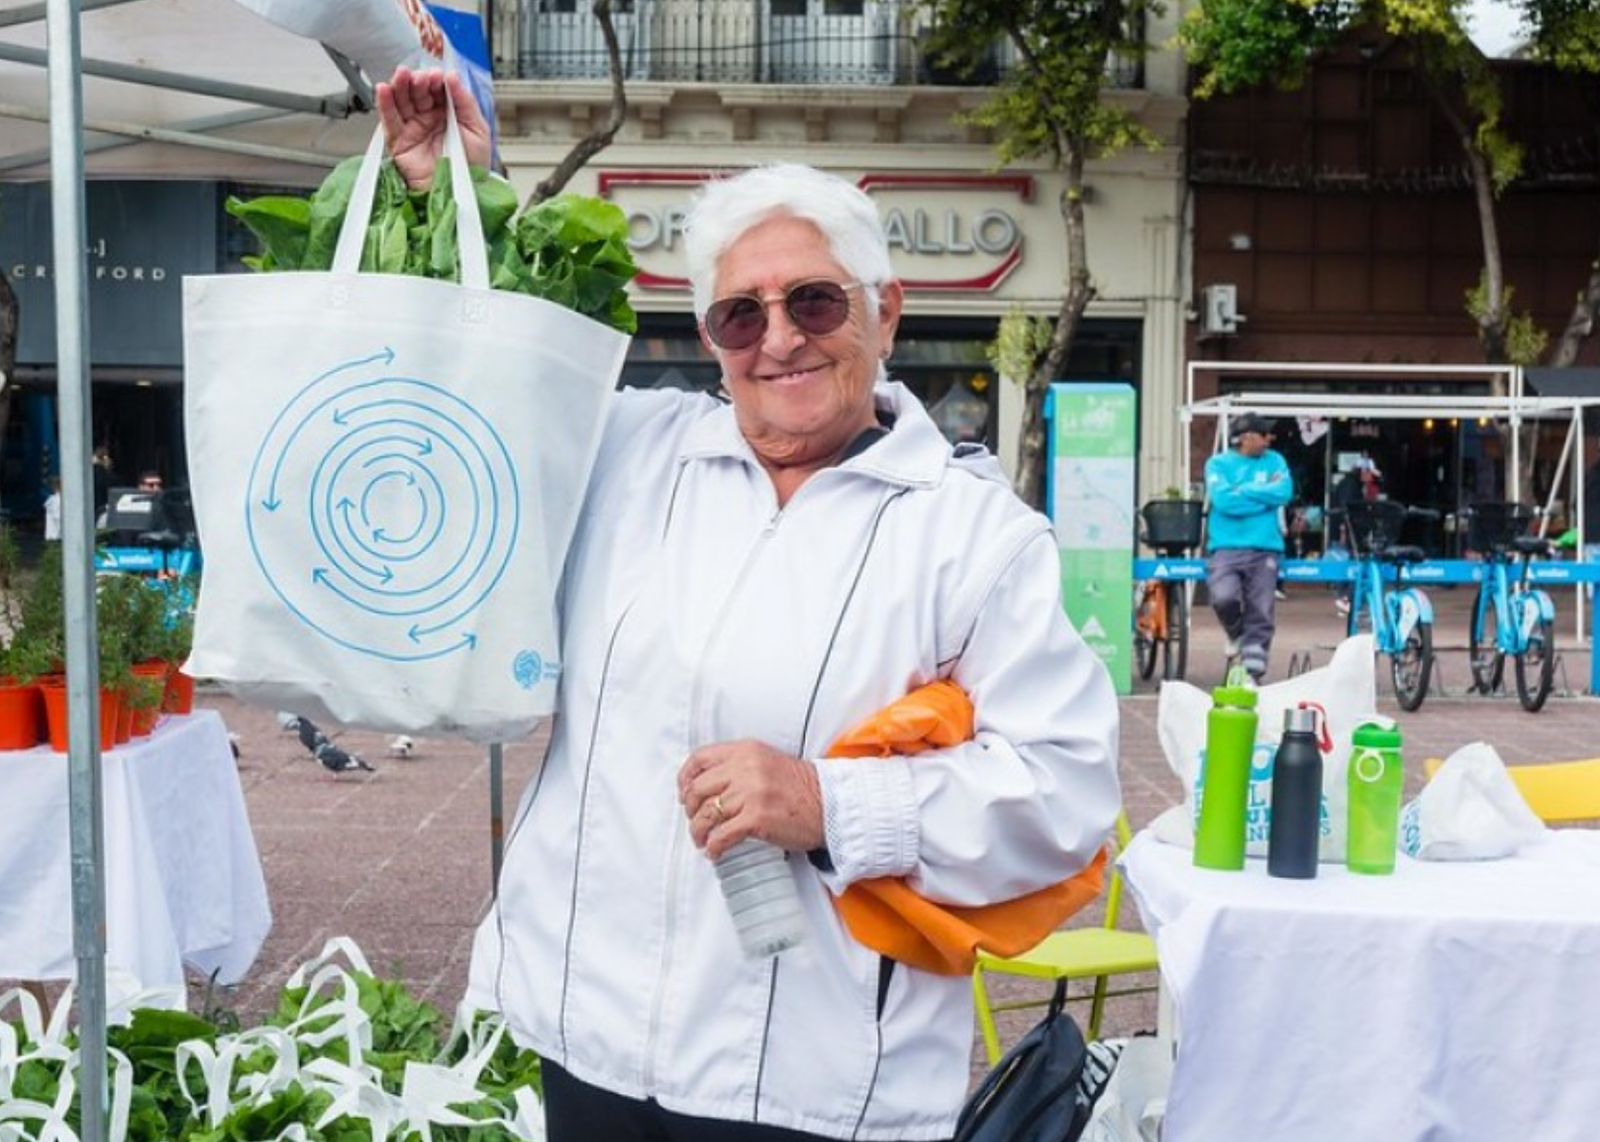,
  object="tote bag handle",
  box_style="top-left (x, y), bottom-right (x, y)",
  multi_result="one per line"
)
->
top-left (332, 96), bottom-right (489, 290)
